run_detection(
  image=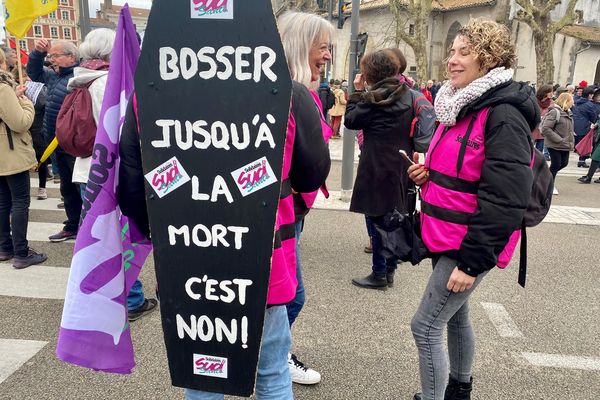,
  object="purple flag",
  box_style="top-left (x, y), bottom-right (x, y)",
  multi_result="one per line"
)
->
top-left (56, 5), bottom-right (152, 374)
